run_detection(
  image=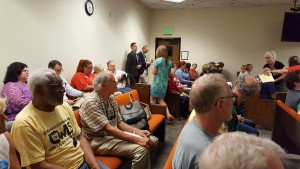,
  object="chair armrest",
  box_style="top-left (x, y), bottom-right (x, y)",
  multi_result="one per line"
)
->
top-left (149, 103), bottom-right (166, 116)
